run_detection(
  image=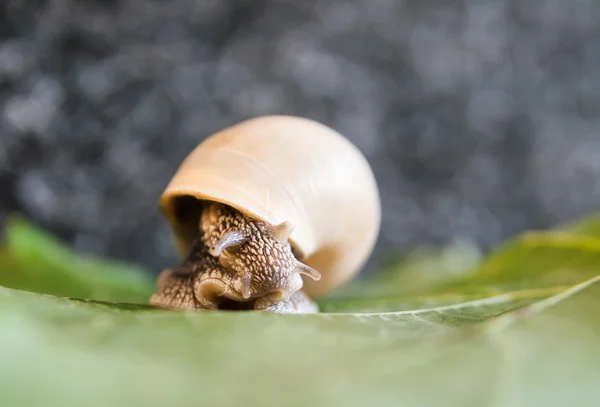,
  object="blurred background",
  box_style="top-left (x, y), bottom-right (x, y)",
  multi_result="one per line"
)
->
top-left (1, 0), bottom-right (600, 278)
